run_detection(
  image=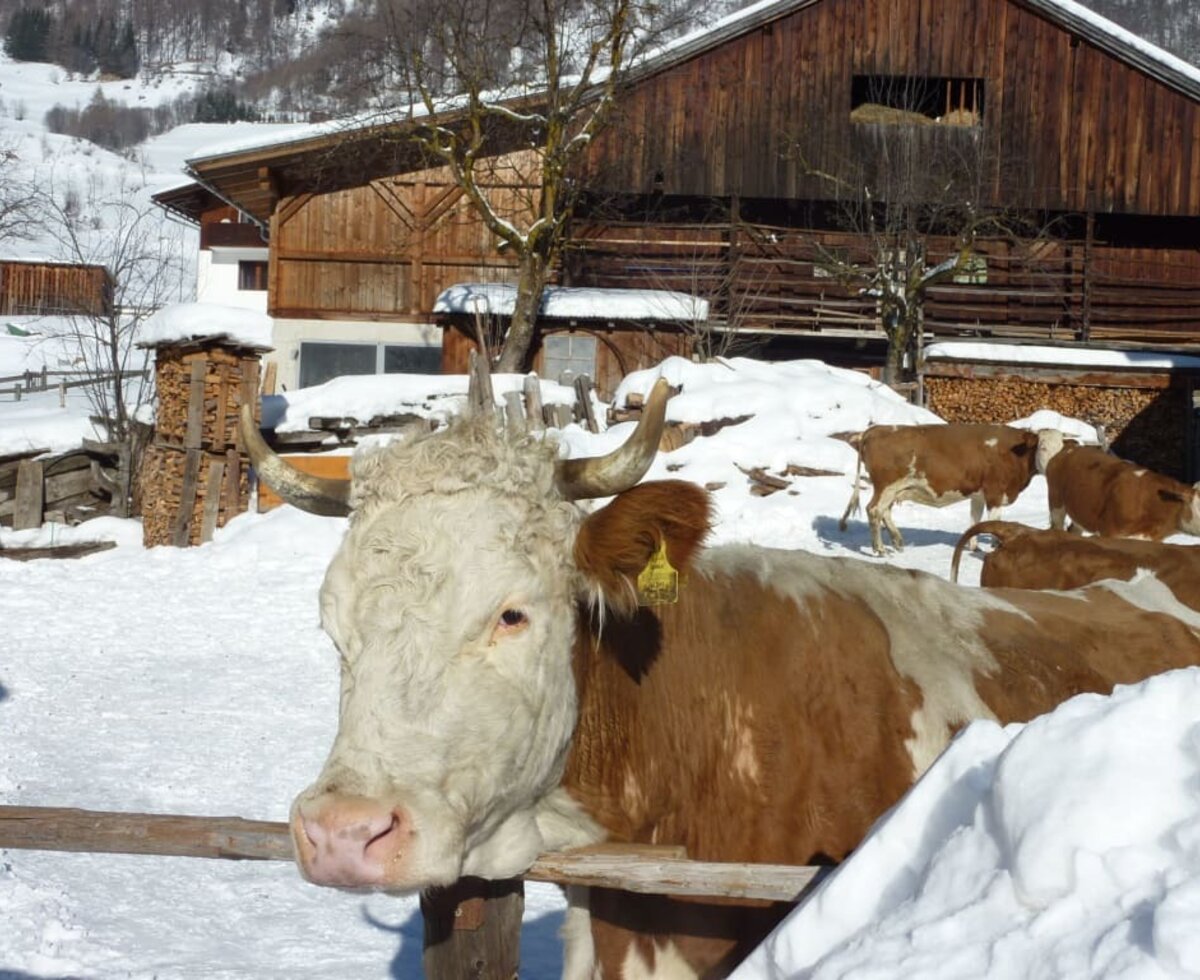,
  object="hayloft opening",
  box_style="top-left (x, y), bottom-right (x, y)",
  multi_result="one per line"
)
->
top-left (850, 75), bottom-right (985, 126)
